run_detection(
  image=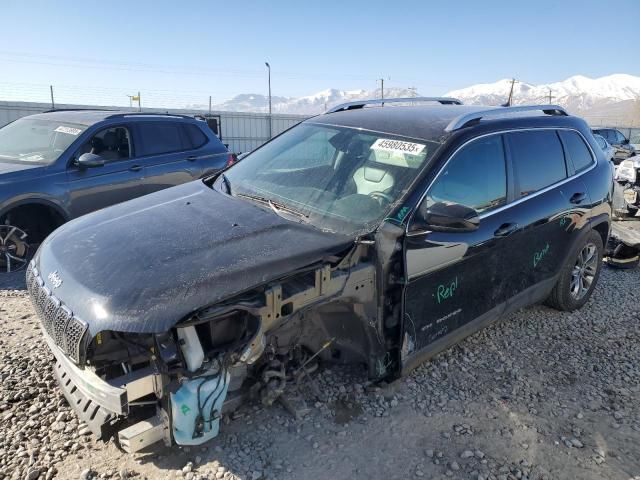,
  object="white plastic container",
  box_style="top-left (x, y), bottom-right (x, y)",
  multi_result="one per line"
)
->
top-left (170, 371), bottom-right (230, 445)
top-left (176, 326), bottom-right (204, 372)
